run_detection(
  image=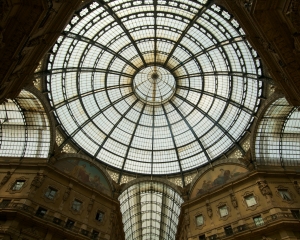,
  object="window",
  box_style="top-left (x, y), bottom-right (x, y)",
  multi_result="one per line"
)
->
top-left (53, 217), bottom-right (61, 225)
top-left (224, 226), bottom-right (233, 236)
top-left (36, 207), bottom-right (47, 218)
top-left (253, 216), bottom-right (264, 226)
top-left (278, 189), bottom-right (291, 201)
top-left (96, 211), bottom-right (104, 222)
top-left (0, 200), bottom-right (11, 208)
top-left (199, 235), bottom-right (206, 240)
top-left (45, 187), bottom-right (57, 200)
top-left (219, 205), bottom-right (228, 217)
top-left (65, 219), bottom-right (75, 229)
top-left (237, 224), bottom-right (246, 232)
top-left (244, 194), bottom-right (257, 207)
top-left (208, 234), bottom-right (217, 240)
top-left (72, 199), bottom-right (82, 212)
top-left (92, 230), bottom-right (99, 239)
top-left (11, 180), bottom-right (25, 191)
top-left (81, 229), bottom-right (88, 236)
top-left (291, 210), bottom-right (300, 219)
top-left (195, 214), bottom-right (204, 226)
